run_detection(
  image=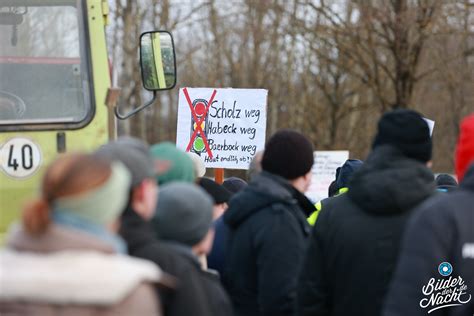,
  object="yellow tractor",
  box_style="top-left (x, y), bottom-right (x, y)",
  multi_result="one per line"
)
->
top-left (0, 0), bottom-right (176, 242)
